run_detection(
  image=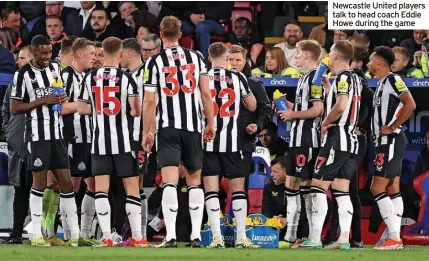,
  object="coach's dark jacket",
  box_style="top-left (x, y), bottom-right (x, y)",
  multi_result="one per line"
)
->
top-left (1, 83), bottom-right (26, 187)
